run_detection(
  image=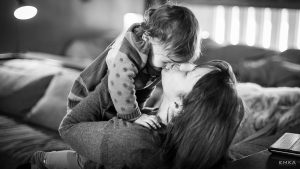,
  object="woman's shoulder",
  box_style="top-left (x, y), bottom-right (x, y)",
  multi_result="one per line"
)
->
top-left (106, 117), bottom-right (158, 142)
top-left (102, 117), bottom-right (160, 167)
